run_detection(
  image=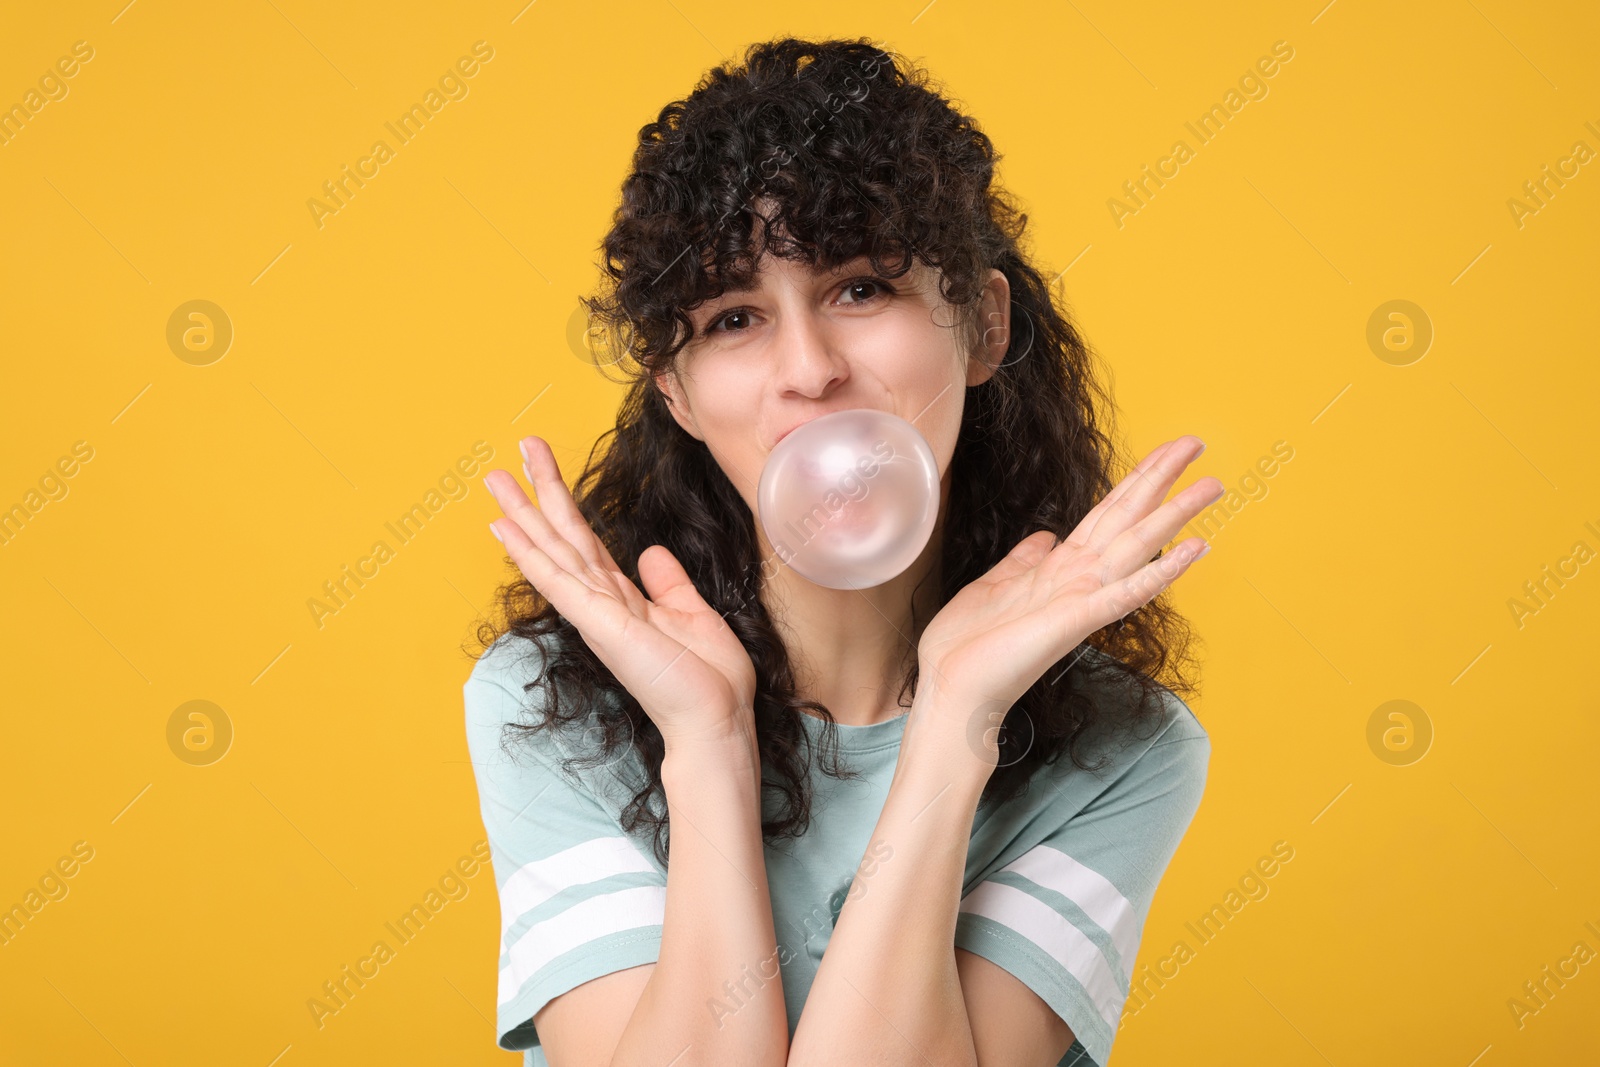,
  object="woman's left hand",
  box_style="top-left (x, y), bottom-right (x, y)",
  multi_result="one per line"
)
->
top-left (913, 436), bottom-right (1222, 743)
